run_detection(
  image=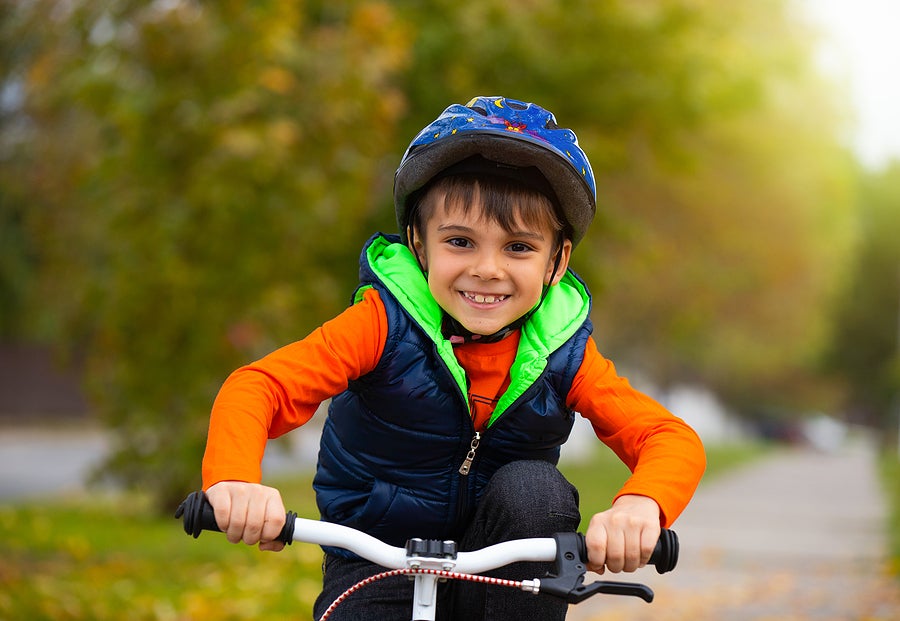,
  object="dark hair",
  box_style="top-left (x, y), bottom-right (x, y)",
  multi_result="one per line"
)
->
top-left (411, 174), bottom-right (568, 246)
